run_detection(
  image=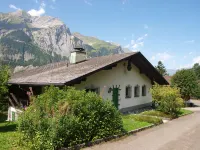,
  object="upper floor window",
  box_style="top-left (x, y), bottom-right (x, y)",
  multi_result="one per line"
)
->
top-left (125, 85), bottom-right (132, 98)
top-left (134, 85), bottom-right (140, 97)
top-left (142, 85), bottom-right (147, 96)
